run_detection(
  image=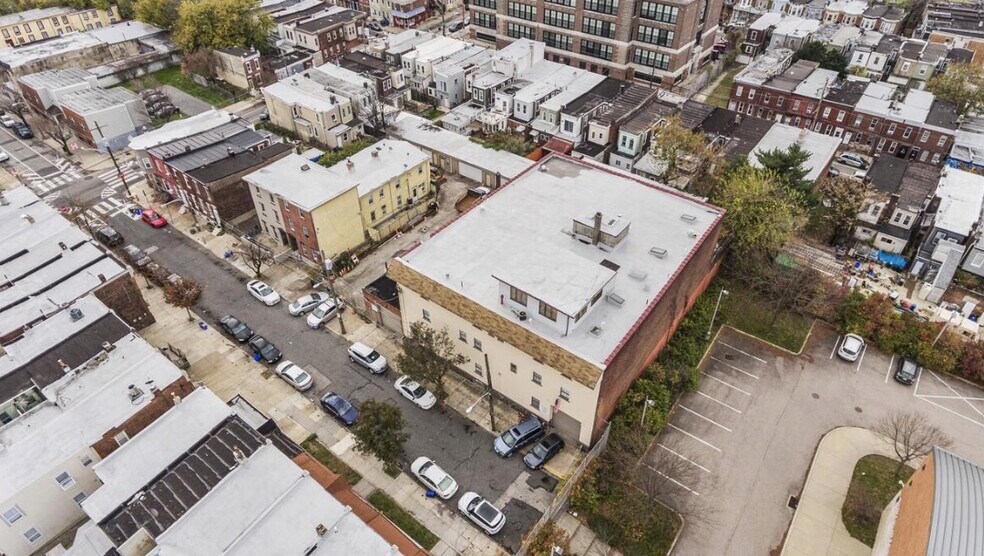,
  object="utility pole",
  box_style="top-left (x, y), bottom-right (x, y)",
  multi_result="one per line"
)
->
top-left (483, 352), bottom-right (496, 431)
top-left (91, 120), bottom-right (131, 196)
top-left (325, 259), bottom-right (347, 335)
